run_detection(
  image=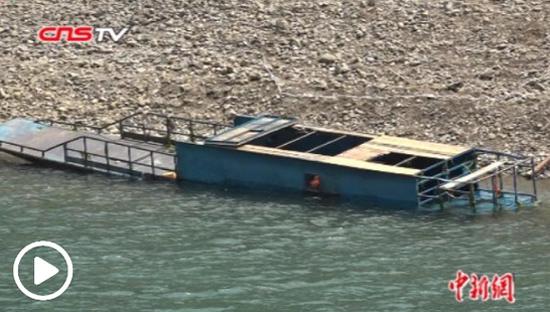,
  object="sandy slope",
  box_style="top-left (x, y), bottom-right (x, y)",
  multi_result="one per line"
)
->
top-left (0, 0), bottom-right (548, 159)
